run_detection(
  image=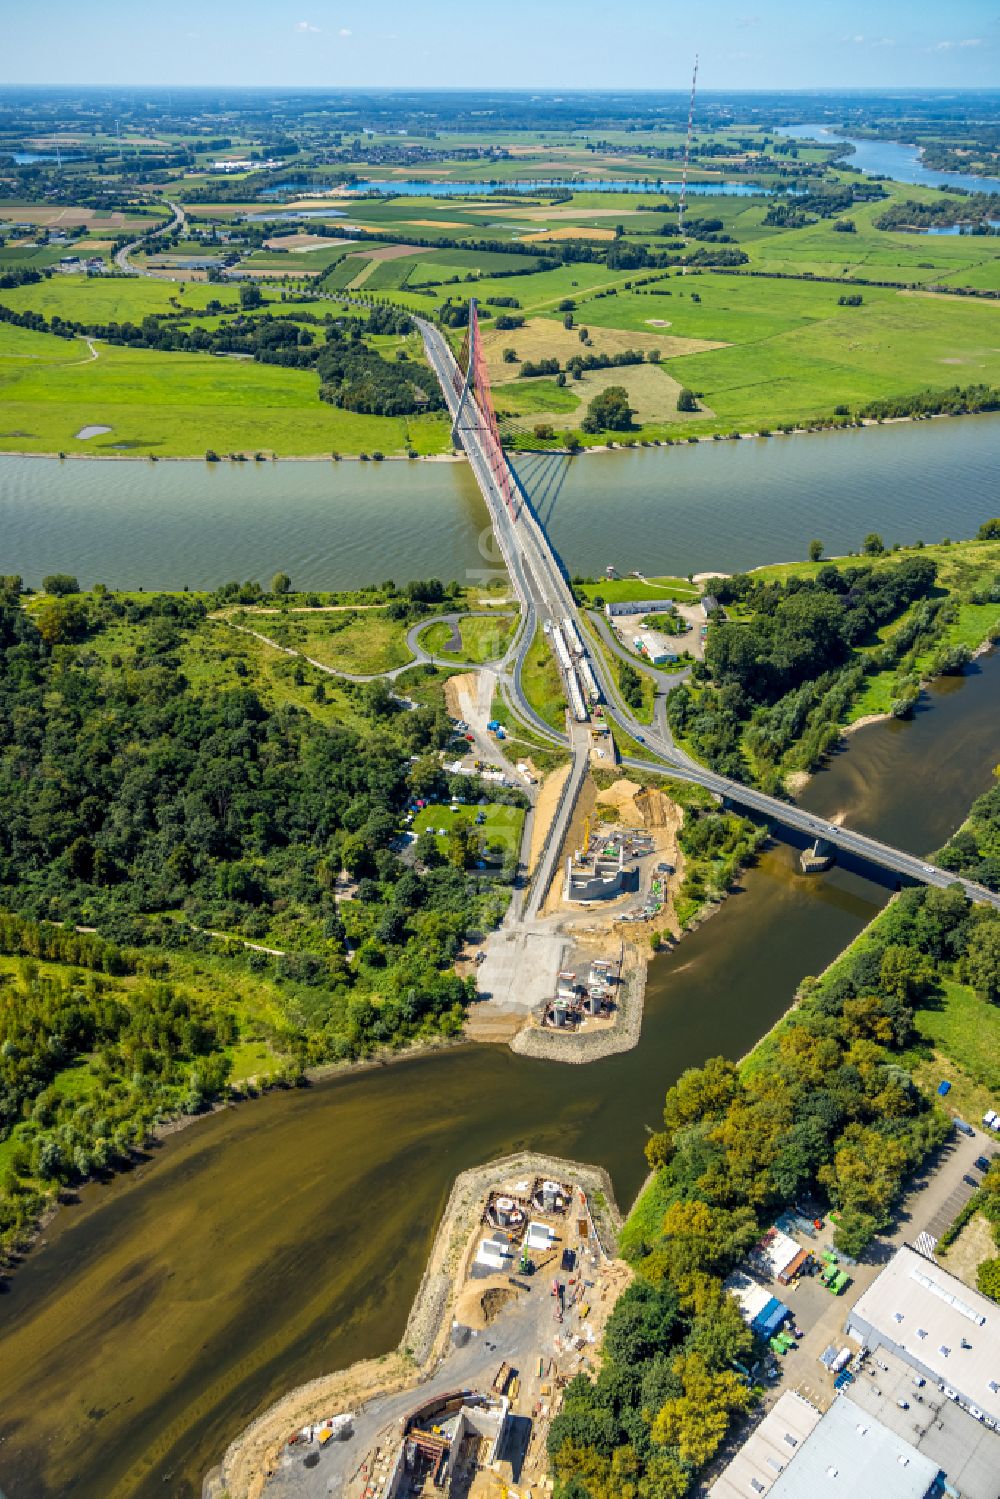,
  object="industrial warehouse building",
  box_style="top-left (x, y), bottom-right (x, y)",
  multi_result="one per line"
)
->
top-left (604, 597), bottom-right (676, 617)
top-left (710, 1392), bottom-right (943, 1499)
top-left (845, 1246), bottom-right (1000, 1426)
